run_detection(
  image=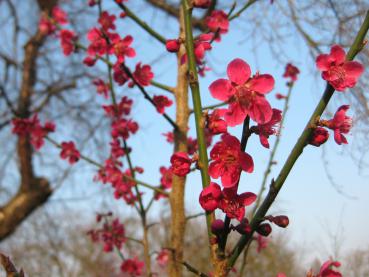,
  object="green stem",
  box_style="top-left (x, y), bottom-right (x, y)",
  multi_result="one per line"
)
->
top-left (229, 0), bottom-right (259, 21)
top-left (115, 2), bottom-right (166, 44)
top-left (228, 11), bottom-right (369, 269)
top-left (150, 80), bottom-right (175, 94)
top-left (181, 0), bottom-right (212, 239)
top-left (252, 83), bottom-right (294, 215)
